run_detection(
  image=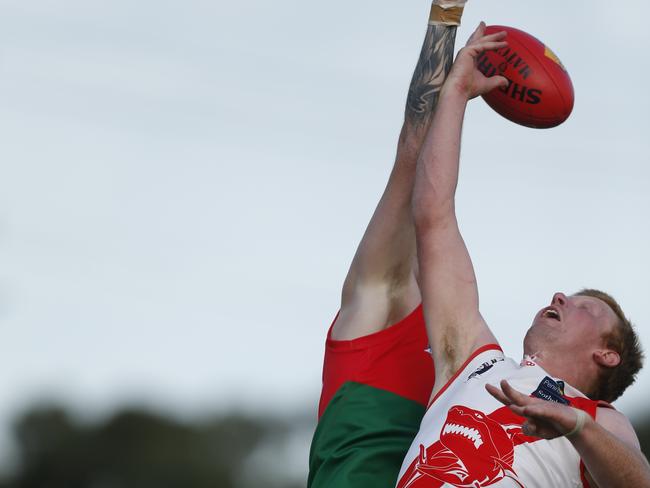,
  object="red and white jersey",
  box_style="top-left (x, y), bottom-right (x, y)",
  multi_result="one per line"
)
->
top-left (396, 344), bottom-right (600, 488)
